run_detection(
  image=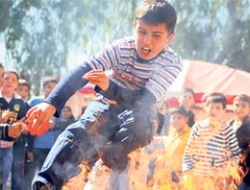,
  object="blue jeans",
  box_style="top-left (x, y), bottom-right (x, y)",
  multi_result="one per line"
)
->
top-left (238, 181), bottom-right (250, 190)
top-left (11, 142), bottom-right (26, 190)
top-left (32, 98), bottom-right (154, 190)
top-left (0, 147), bottom-right (13, 189)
